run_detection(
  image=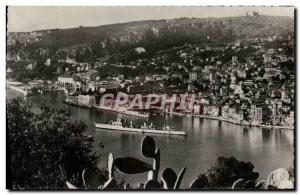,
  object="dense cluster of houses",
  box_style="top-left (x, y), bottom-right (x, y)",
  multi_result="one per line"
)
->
top-left (7, 25), bottom-right (294, 128)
